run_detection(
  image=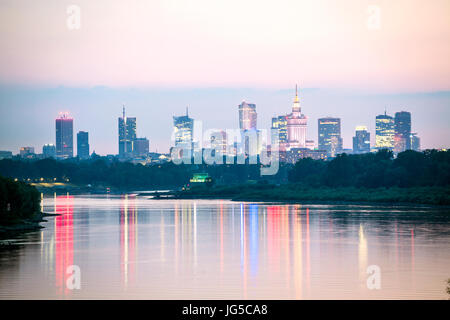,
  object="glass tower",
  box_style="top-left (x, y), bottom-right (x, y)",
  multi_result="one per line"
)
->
top-left (394, 111), bottom-right (412, 151)
top-left (318, 117), bottom-right (342, 156)
top-left (77, 131), bottom-right (90, 159)
top-left (55, 113), bottom-right (73, 159)
top-left (118, 106), bottom-right (136, 158)
top-left (375, 112), bottom-right (395, 150)
top-left (271, 115), bottom-right (288, 146)
top-left (173, 108), bottom-right (194, 149)
top-left (352, 126), bottom-right (370, 154)
top-left (238, 101), bottom-right (257, 131)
